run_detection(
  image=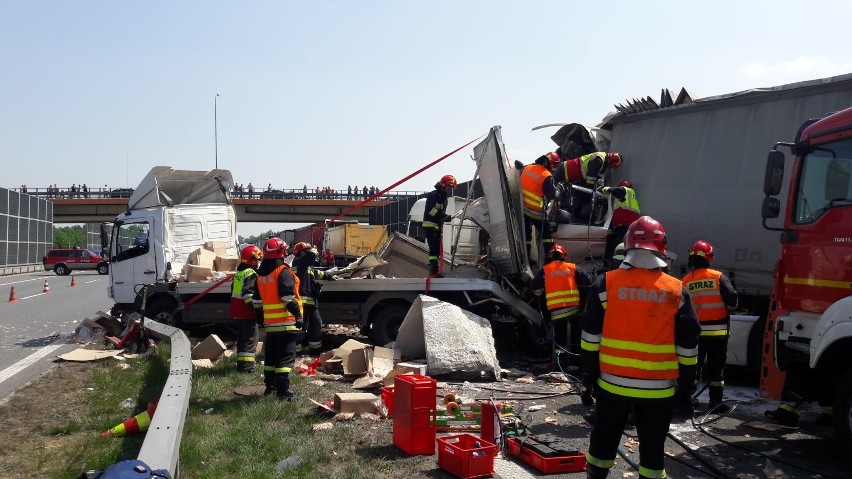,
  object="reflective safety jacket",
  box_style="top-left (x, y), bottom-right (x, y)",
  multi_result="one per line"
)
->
top-left (563, 152), bottom-right (606, 186)
top-left (293, 250), bottom-right (333, 307)
top-left (682, 268), bottom-right (729, 337)
top-left (229, 268), bottom-right (257, 320)
top-left (256, 264), bottom-right (302, 332)
top-left (611, 187), bottom-right (641, 228)
top-left (543, 260), bottom-right (581, 320)
top-left (520, 164), bottom-right (552, 220)
top-left (581, 268), bottom-right (700, 400)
